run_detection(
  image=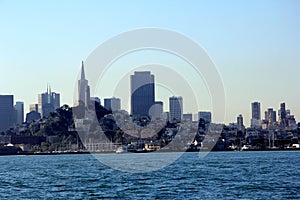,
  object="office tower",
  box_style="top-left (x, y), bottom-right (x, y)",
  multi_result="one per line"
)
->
top-left (104, 97), bottom-right (121, 112)
top-left (280, 103), bottom-right (287, 126)
top-left (38, 85), bottom-right (60, 117)
top-left (198, 111), bottom-right (212, 123)
top-left (130, 71), bottom-right (155, 118)
top-left (265, 108), bottom-right (277, 124)
top-left (169, 96), bottom-right (183, 123)
top-left (0, 95), bottom-right (15, 132)
top-left (237, 114), bottom-right (244, 131)
top-left (29, 104), bottom-right (39, 112)
top-left (149, 101), bottom-right (163, 119)
top-left (251, 102), bottom-right (261, 128)
top-left (15, 101), bottom-right (24, 125)
top-left (183, 113), bottom-right (193, 121)
top-left (251, 102), bottom-right (261, 120)
top-left (78, 61), bottom-right (90, 106)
